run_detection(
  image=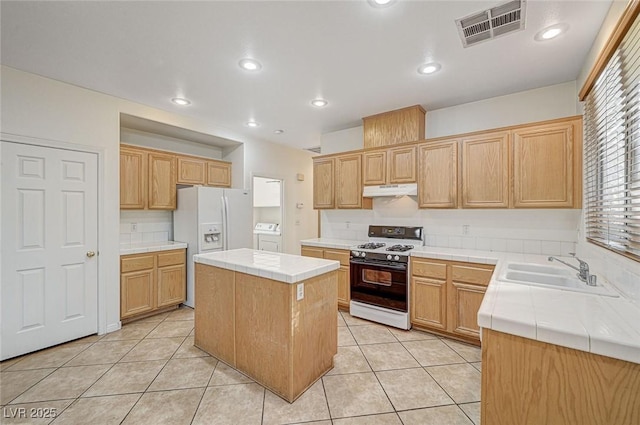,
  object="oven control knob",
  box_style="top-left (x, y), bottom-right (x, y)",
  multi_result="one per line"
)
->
top-left (387, 254), bottom-right (392, 260)
top-left (361, 252), bottom-right (366, 257)
top-left (394, 255), bottom-right (400, 261)
top-left (352, 250), bottom-right (359, 257)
